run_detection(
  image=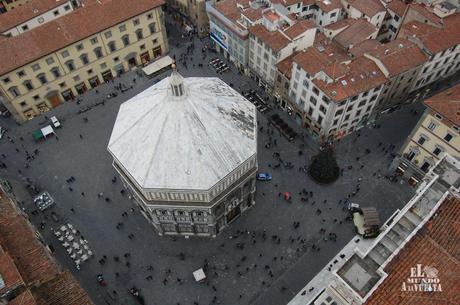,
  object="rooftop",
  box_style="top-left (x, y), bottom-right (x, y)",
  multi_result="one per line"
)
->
top-left (249, 24), bottom-right (291, 51)
top-left (0, 0), bottom-right (164, 76)
top-left (387, 0), bottom-right (408, 17)
top-left (334, 19), bottom-right (378, 49)
top-left (348, 0), bottom-right (385, 17)
top-left (364, 195), bottom-right (460, 305)
top-left (241, 7), bottom-right (263, 22)
top-left (0, 0), bottom-right (68, 33)
top-left (398, 12), bottom-right (460, 55)
top-left (108, 75), bottom-right (257, 191)
top-left (0, 190), bottom-right (94, 305)
top-left (276, 52), bottom-right (298, 78)
top-left (283, 19), bottom-right (316, 40)
top-left (349, 39), bottom-right (380, 57)
top-left (214, 0), bottom-right (242, 23)
top-left (365, 39), bottom-right (428, 77)
top-left (293, 42), bottom-right (348, 77)
top-left (314, 56), bottom-right (387, 102)
top-left (316, 0), bottom-right (342, 12)
top-left (424, 83), bottom-right (460, 126)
